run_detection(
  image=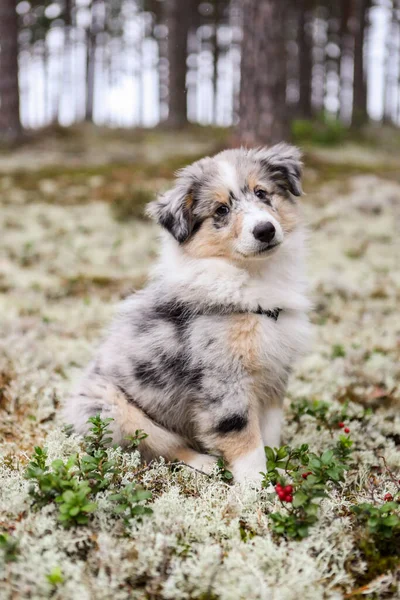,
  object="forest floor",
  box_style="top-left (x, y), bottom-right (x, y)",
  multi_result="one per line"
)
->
top-left (0, 127), bottom-right (399, 600)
